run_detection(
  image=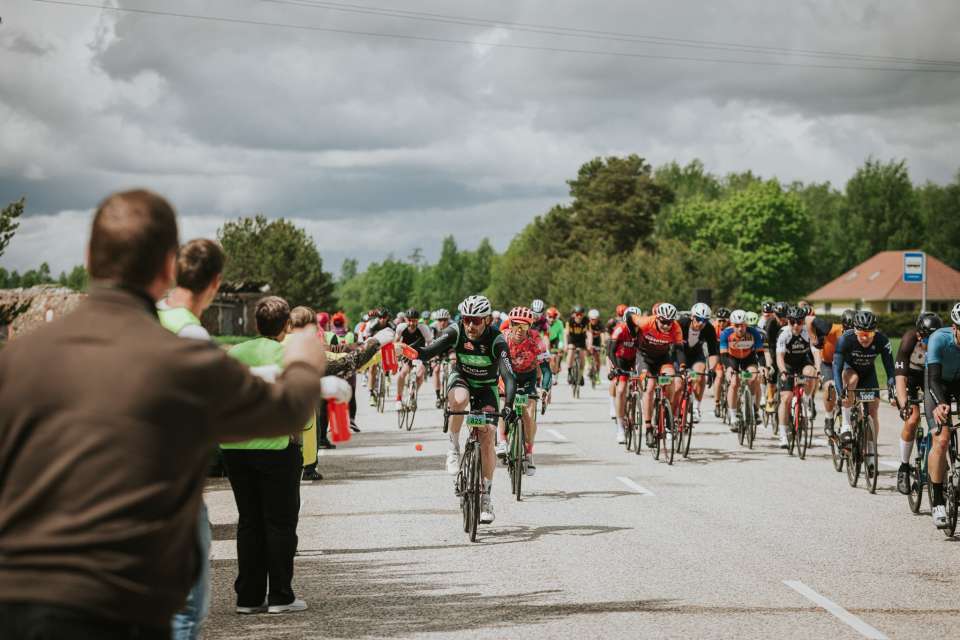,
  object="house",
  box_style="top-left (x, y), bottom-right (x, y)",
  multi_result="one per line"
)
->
top-left (0, 285), bottom-right (86, 340)
top-left (201, 281), bottom-right (270, 336)
top-left (806, 251), bottom-right (960, 315)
